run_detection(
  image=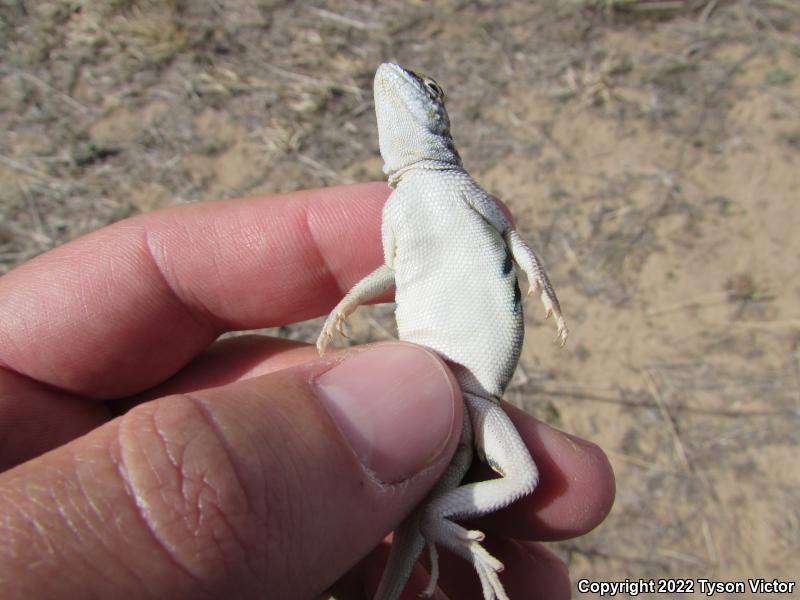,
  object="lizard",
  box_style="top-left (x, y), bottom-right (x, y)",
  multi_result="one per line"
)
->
top-left (316, 62), bottom-right (567, 600)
